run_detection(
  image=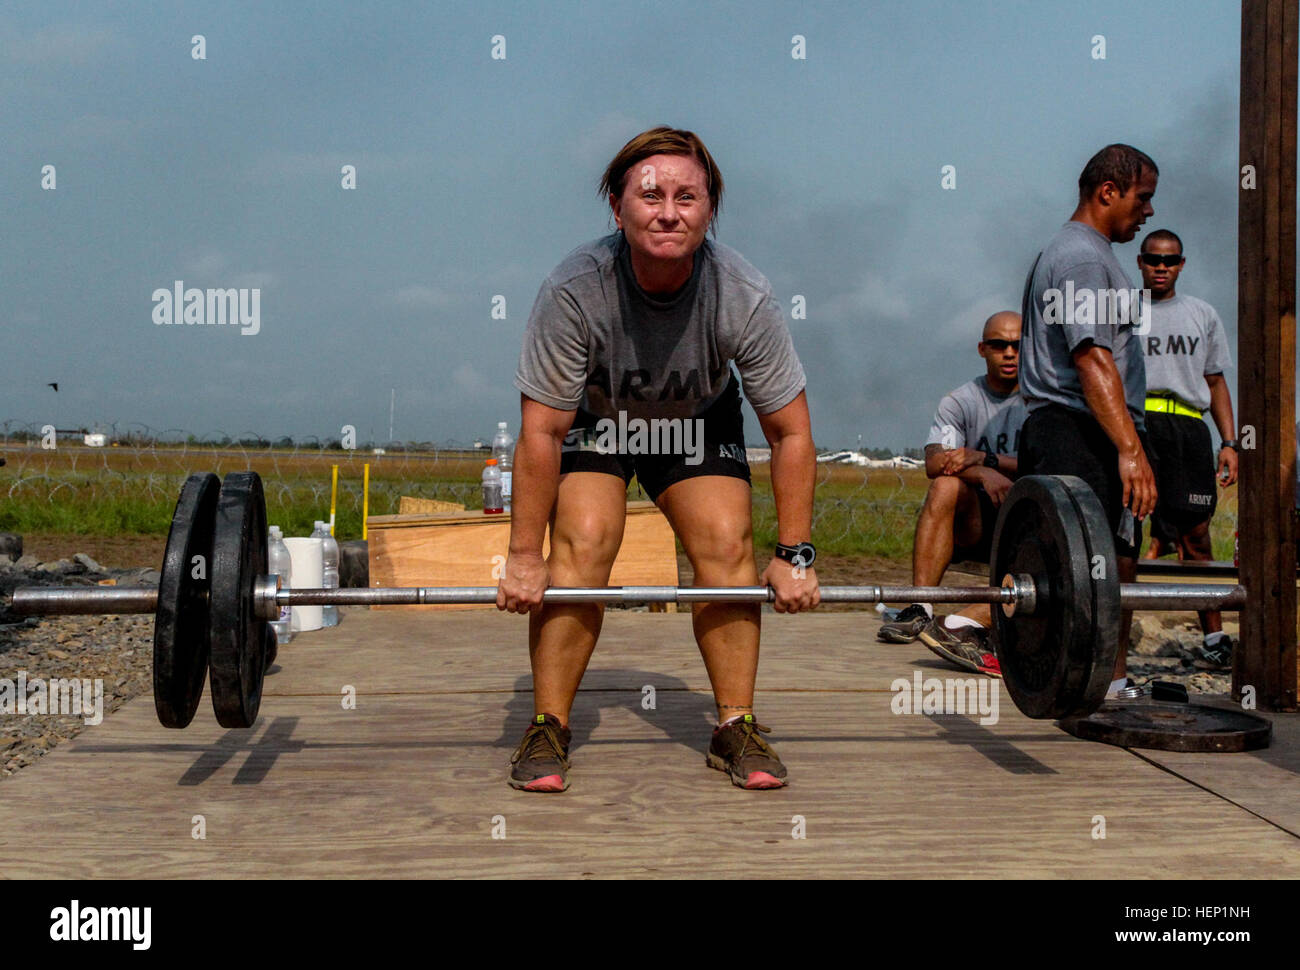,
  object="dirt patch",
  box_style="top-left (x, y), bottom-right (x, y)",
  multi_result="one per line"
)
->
top-left (18, 534), bottom-right (165, 569)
